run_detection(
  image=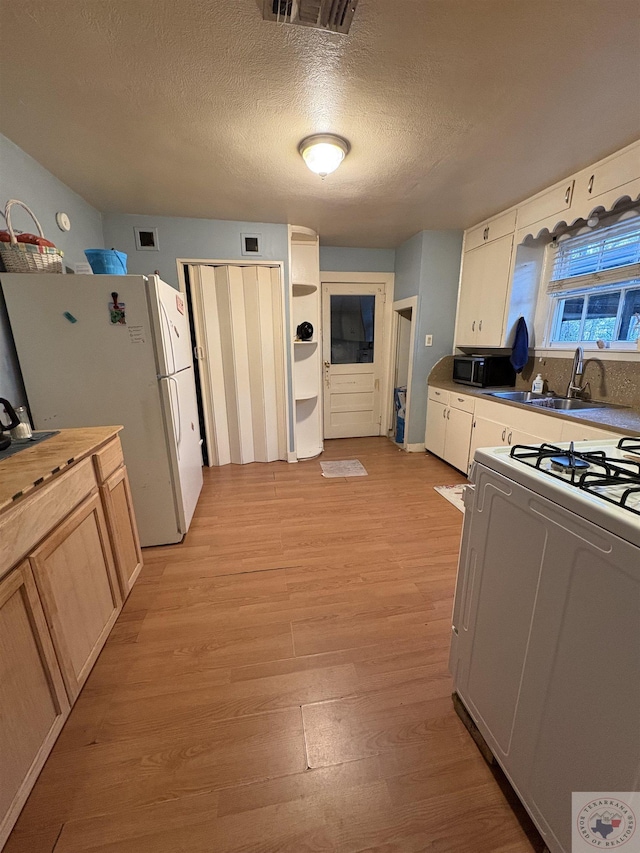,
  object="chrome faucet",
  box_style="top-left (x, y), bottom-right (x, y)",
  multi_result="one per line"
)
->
top-left (566, 346), bottom-right (585, 399)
